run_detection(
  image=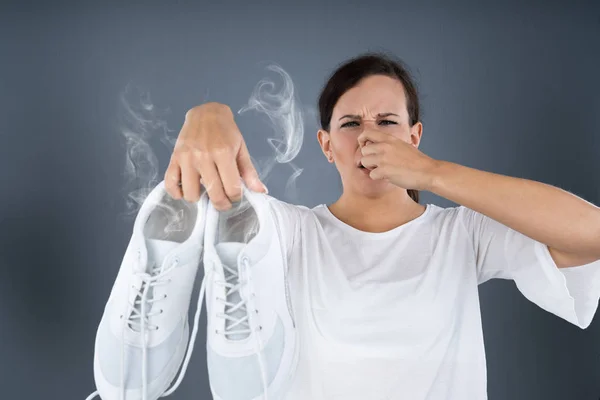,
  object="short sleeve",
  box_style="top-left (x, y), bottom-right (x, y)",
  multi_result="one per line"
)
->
top-left (459, 206), bottom-right (600, 329)
top-left (266, 195), bottom-right (304, 267)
